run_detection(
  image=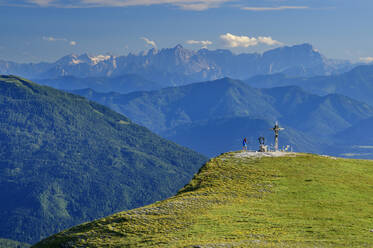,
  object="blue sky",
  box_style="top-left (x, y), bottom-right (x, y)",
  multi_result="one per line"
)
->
top-left (1, 0), bottom-right (373, 63)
